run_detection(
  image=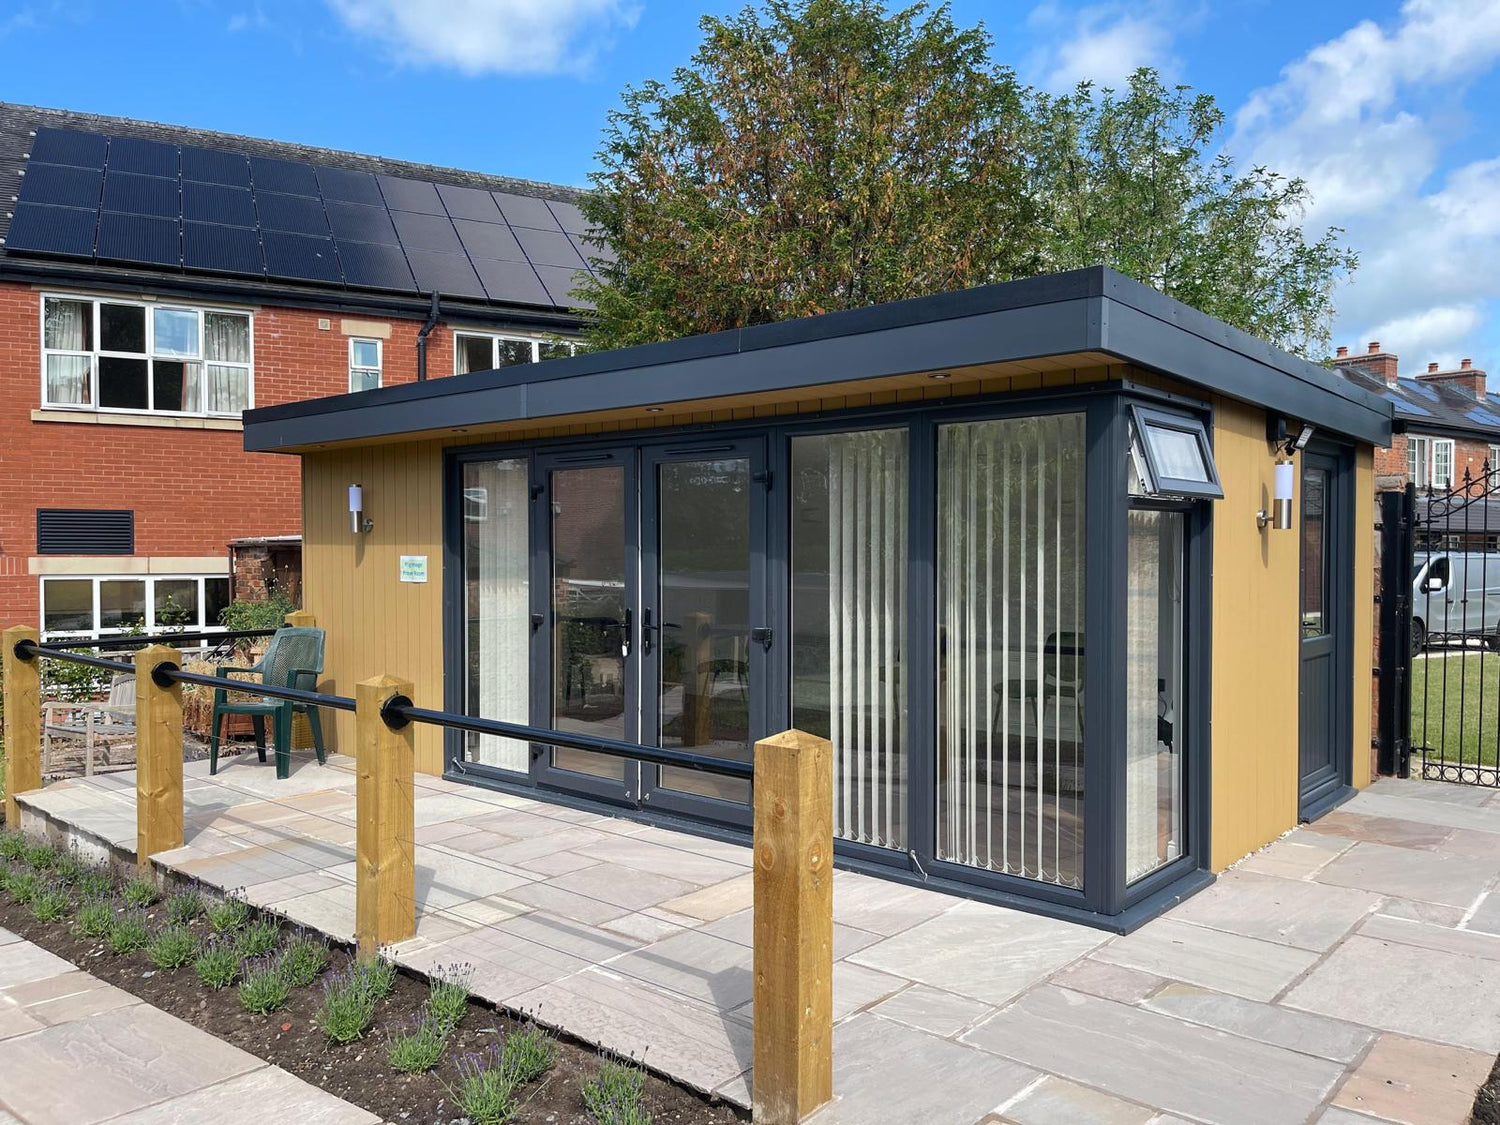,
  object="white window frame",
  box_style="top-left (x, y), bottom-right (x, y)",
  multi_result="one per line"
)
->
top-left (39, 292), bottom-right (255, 418)
top-left (1431, 437), bottom-right (1455, 489)
top-left (452, 331), bottom-right (578, 375)
top-left (349, 336), bottom-right (383, 393)
top-left (1488, 444), bottom-right (1500, 473)
top-left (1408, 435), bottom-right (1432, 487)
top-left (39, 574), bottom-right (232, 641)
